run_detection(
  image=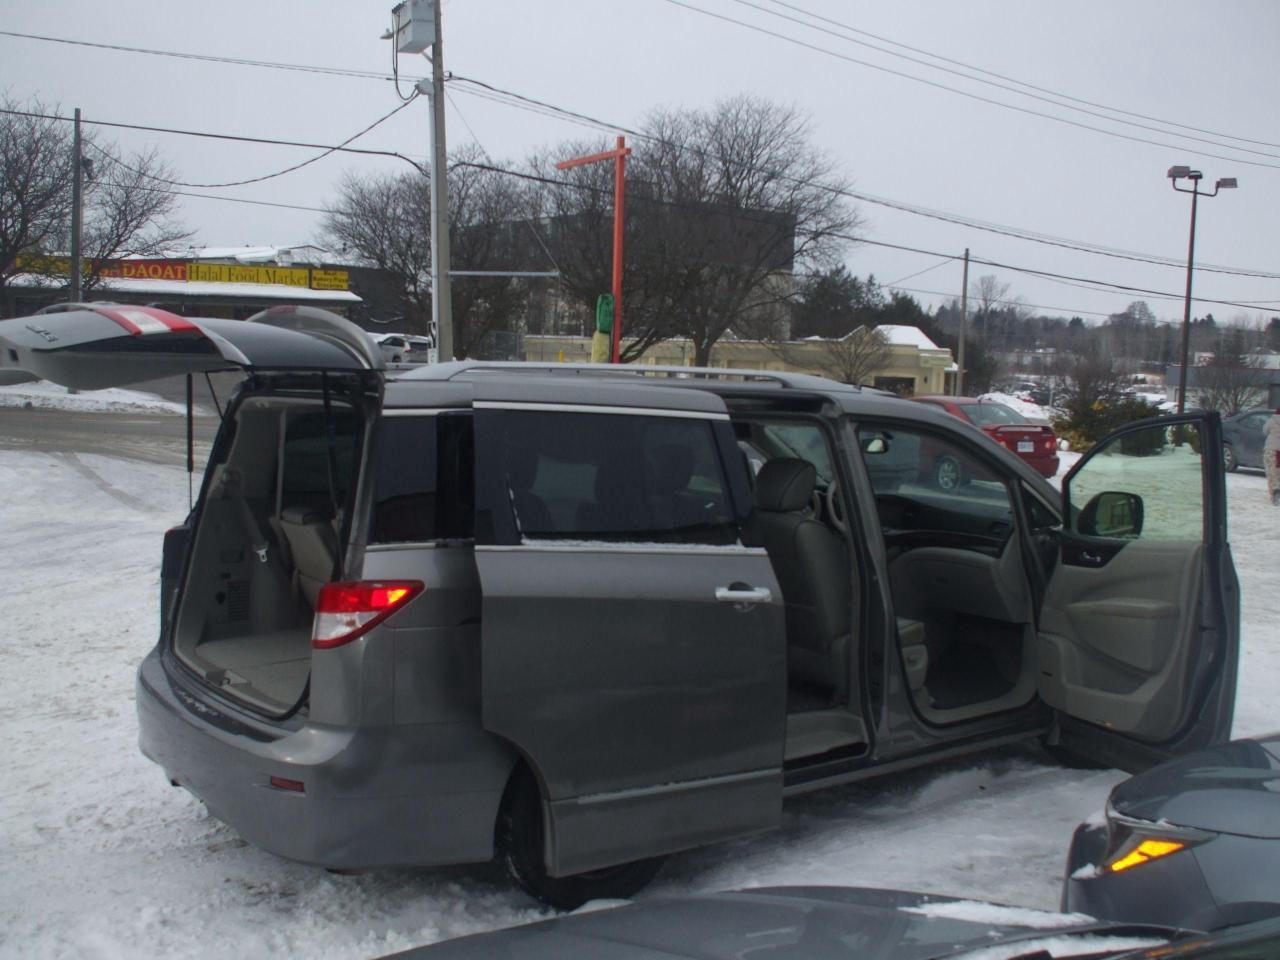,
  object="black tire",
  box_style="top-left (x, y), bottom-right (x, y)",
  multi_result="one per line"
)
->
top-left (934, 455), bottom-right (964, 491)
top-left (1223, 443), bottom-right (1238, 473)
top-left (497, 768), bottom-right (666, 909)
